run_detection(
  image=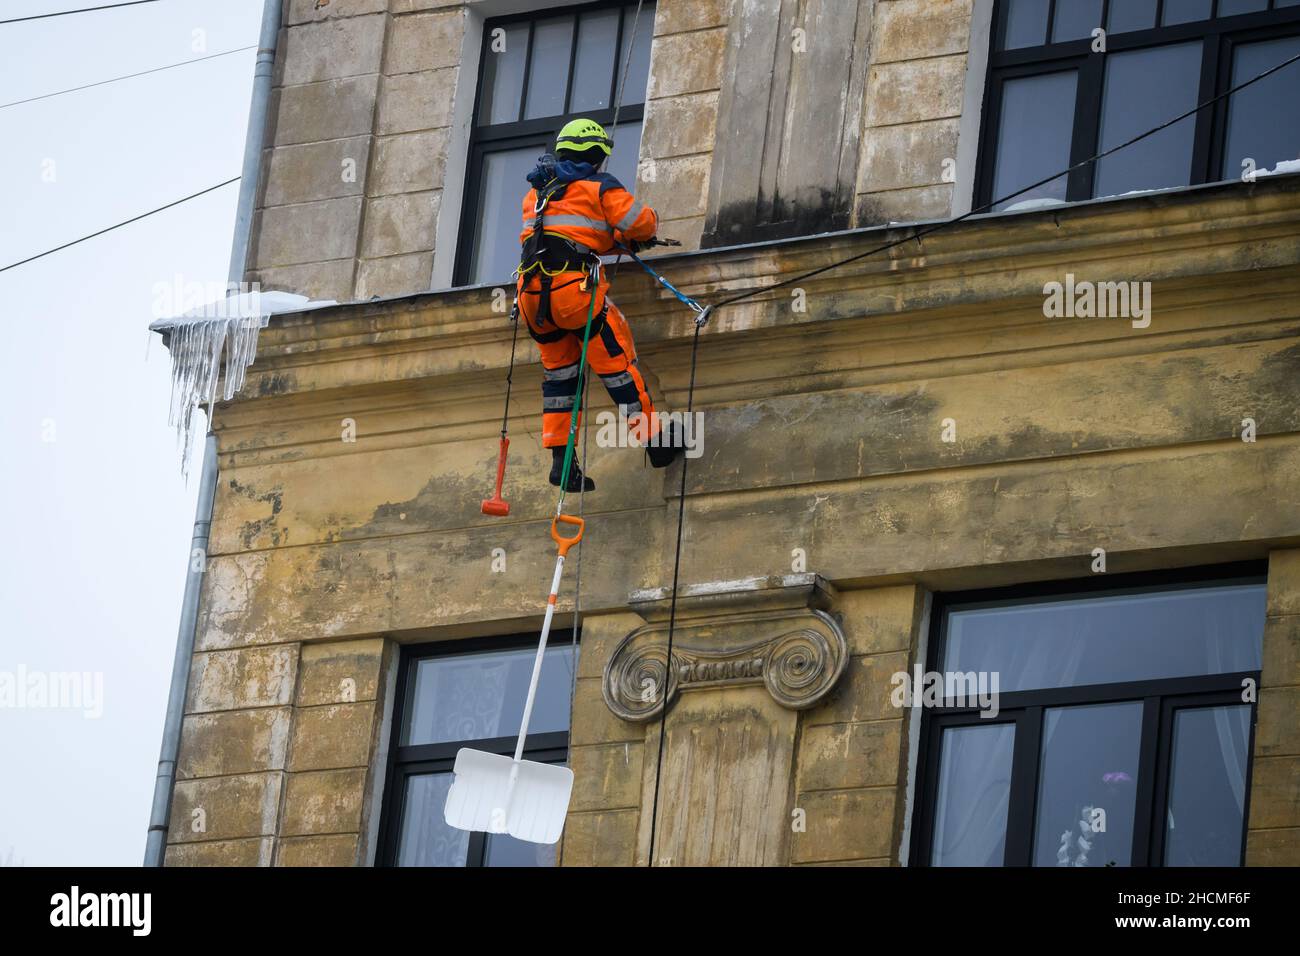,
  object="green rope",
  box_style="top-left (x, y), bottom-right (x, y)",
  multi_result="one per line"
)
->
top-left (555, 273), bottom-right (600, 512)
